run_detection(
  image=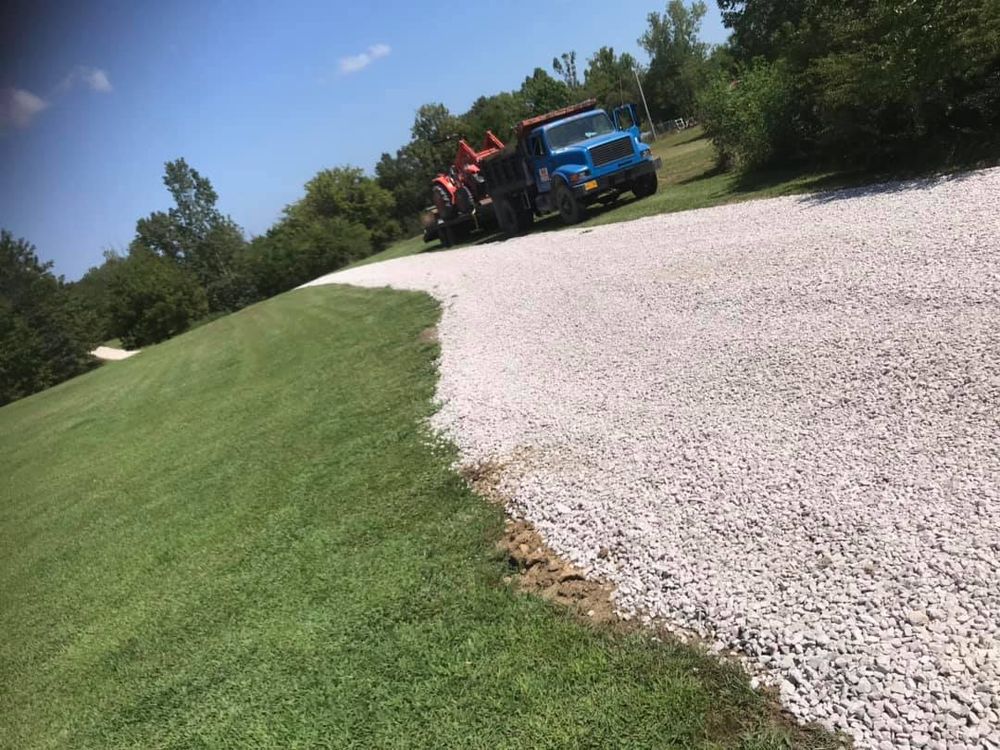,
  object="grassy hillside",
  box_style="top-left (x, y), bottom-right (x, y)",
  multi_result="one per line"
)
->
top-left (1, 286), bottom-right (836, 748)
top-left (359, 128), bottom-right (854, 267)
